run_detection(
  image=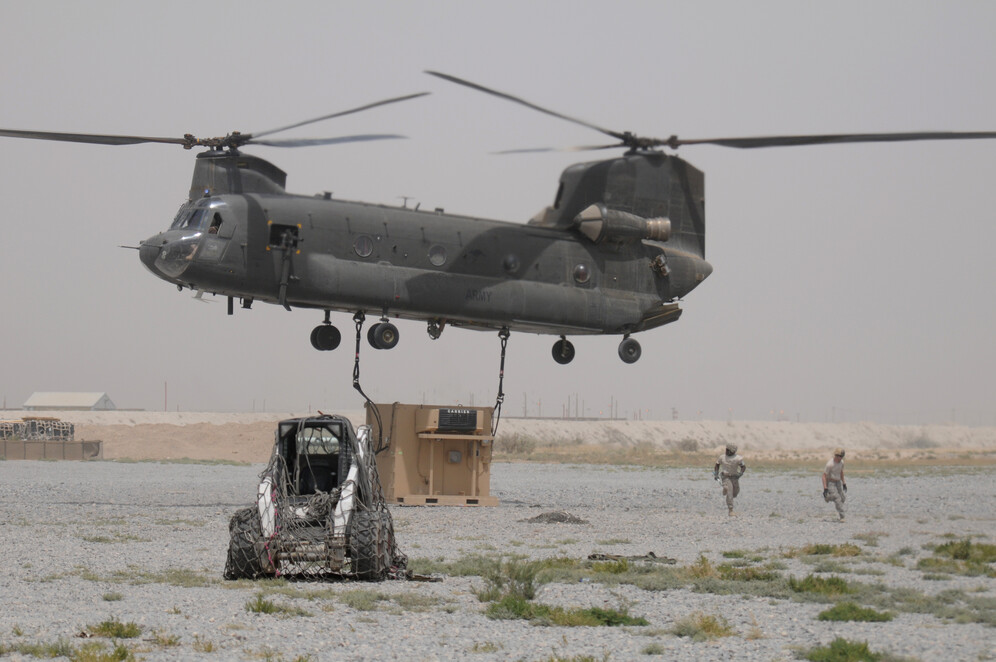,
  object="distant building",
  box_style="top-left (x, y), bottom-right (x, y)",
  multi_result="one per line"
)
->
top-left (23, 392), bottom-right (116, 411)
